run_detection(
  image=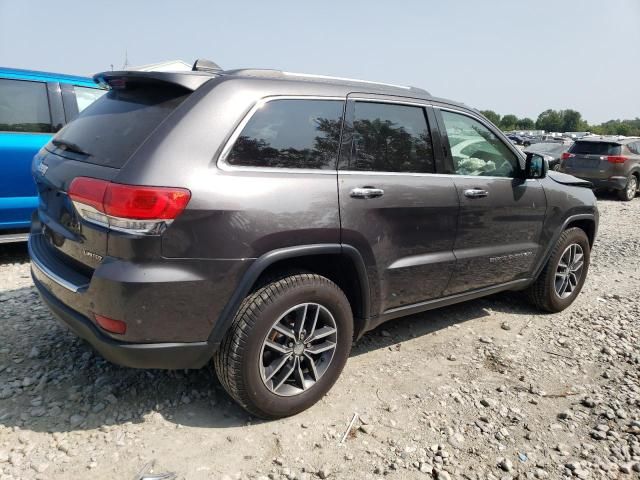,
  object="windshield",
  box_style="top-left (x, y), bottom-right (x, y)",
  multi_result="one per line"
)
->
top-left (49, 84), bottom-right (189, 168)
